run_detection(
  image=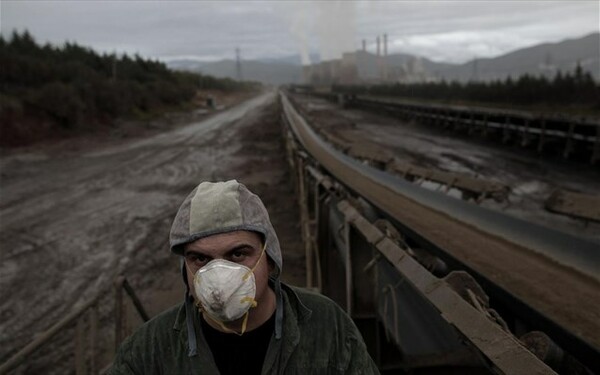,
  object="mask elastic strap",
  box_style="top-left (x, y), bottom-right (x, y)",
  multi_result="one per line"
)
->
top-left (244, 241), bottom-right (267, 281)
top-left (213, 298), bottom-right (256, 335)
top-left (236, 242), bottom-right (266, 316)
top-left (240, 311), bottom-right (251, 334)
top-left (202, 309), bottom-right (251, 336)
